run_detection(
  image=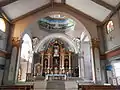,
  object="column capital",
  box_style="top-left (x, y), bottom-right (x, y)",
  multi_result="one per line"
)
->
top-left (12, 37), bottom-right (22, 47)
top-left (91, 38), bottom-right (100, 48)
